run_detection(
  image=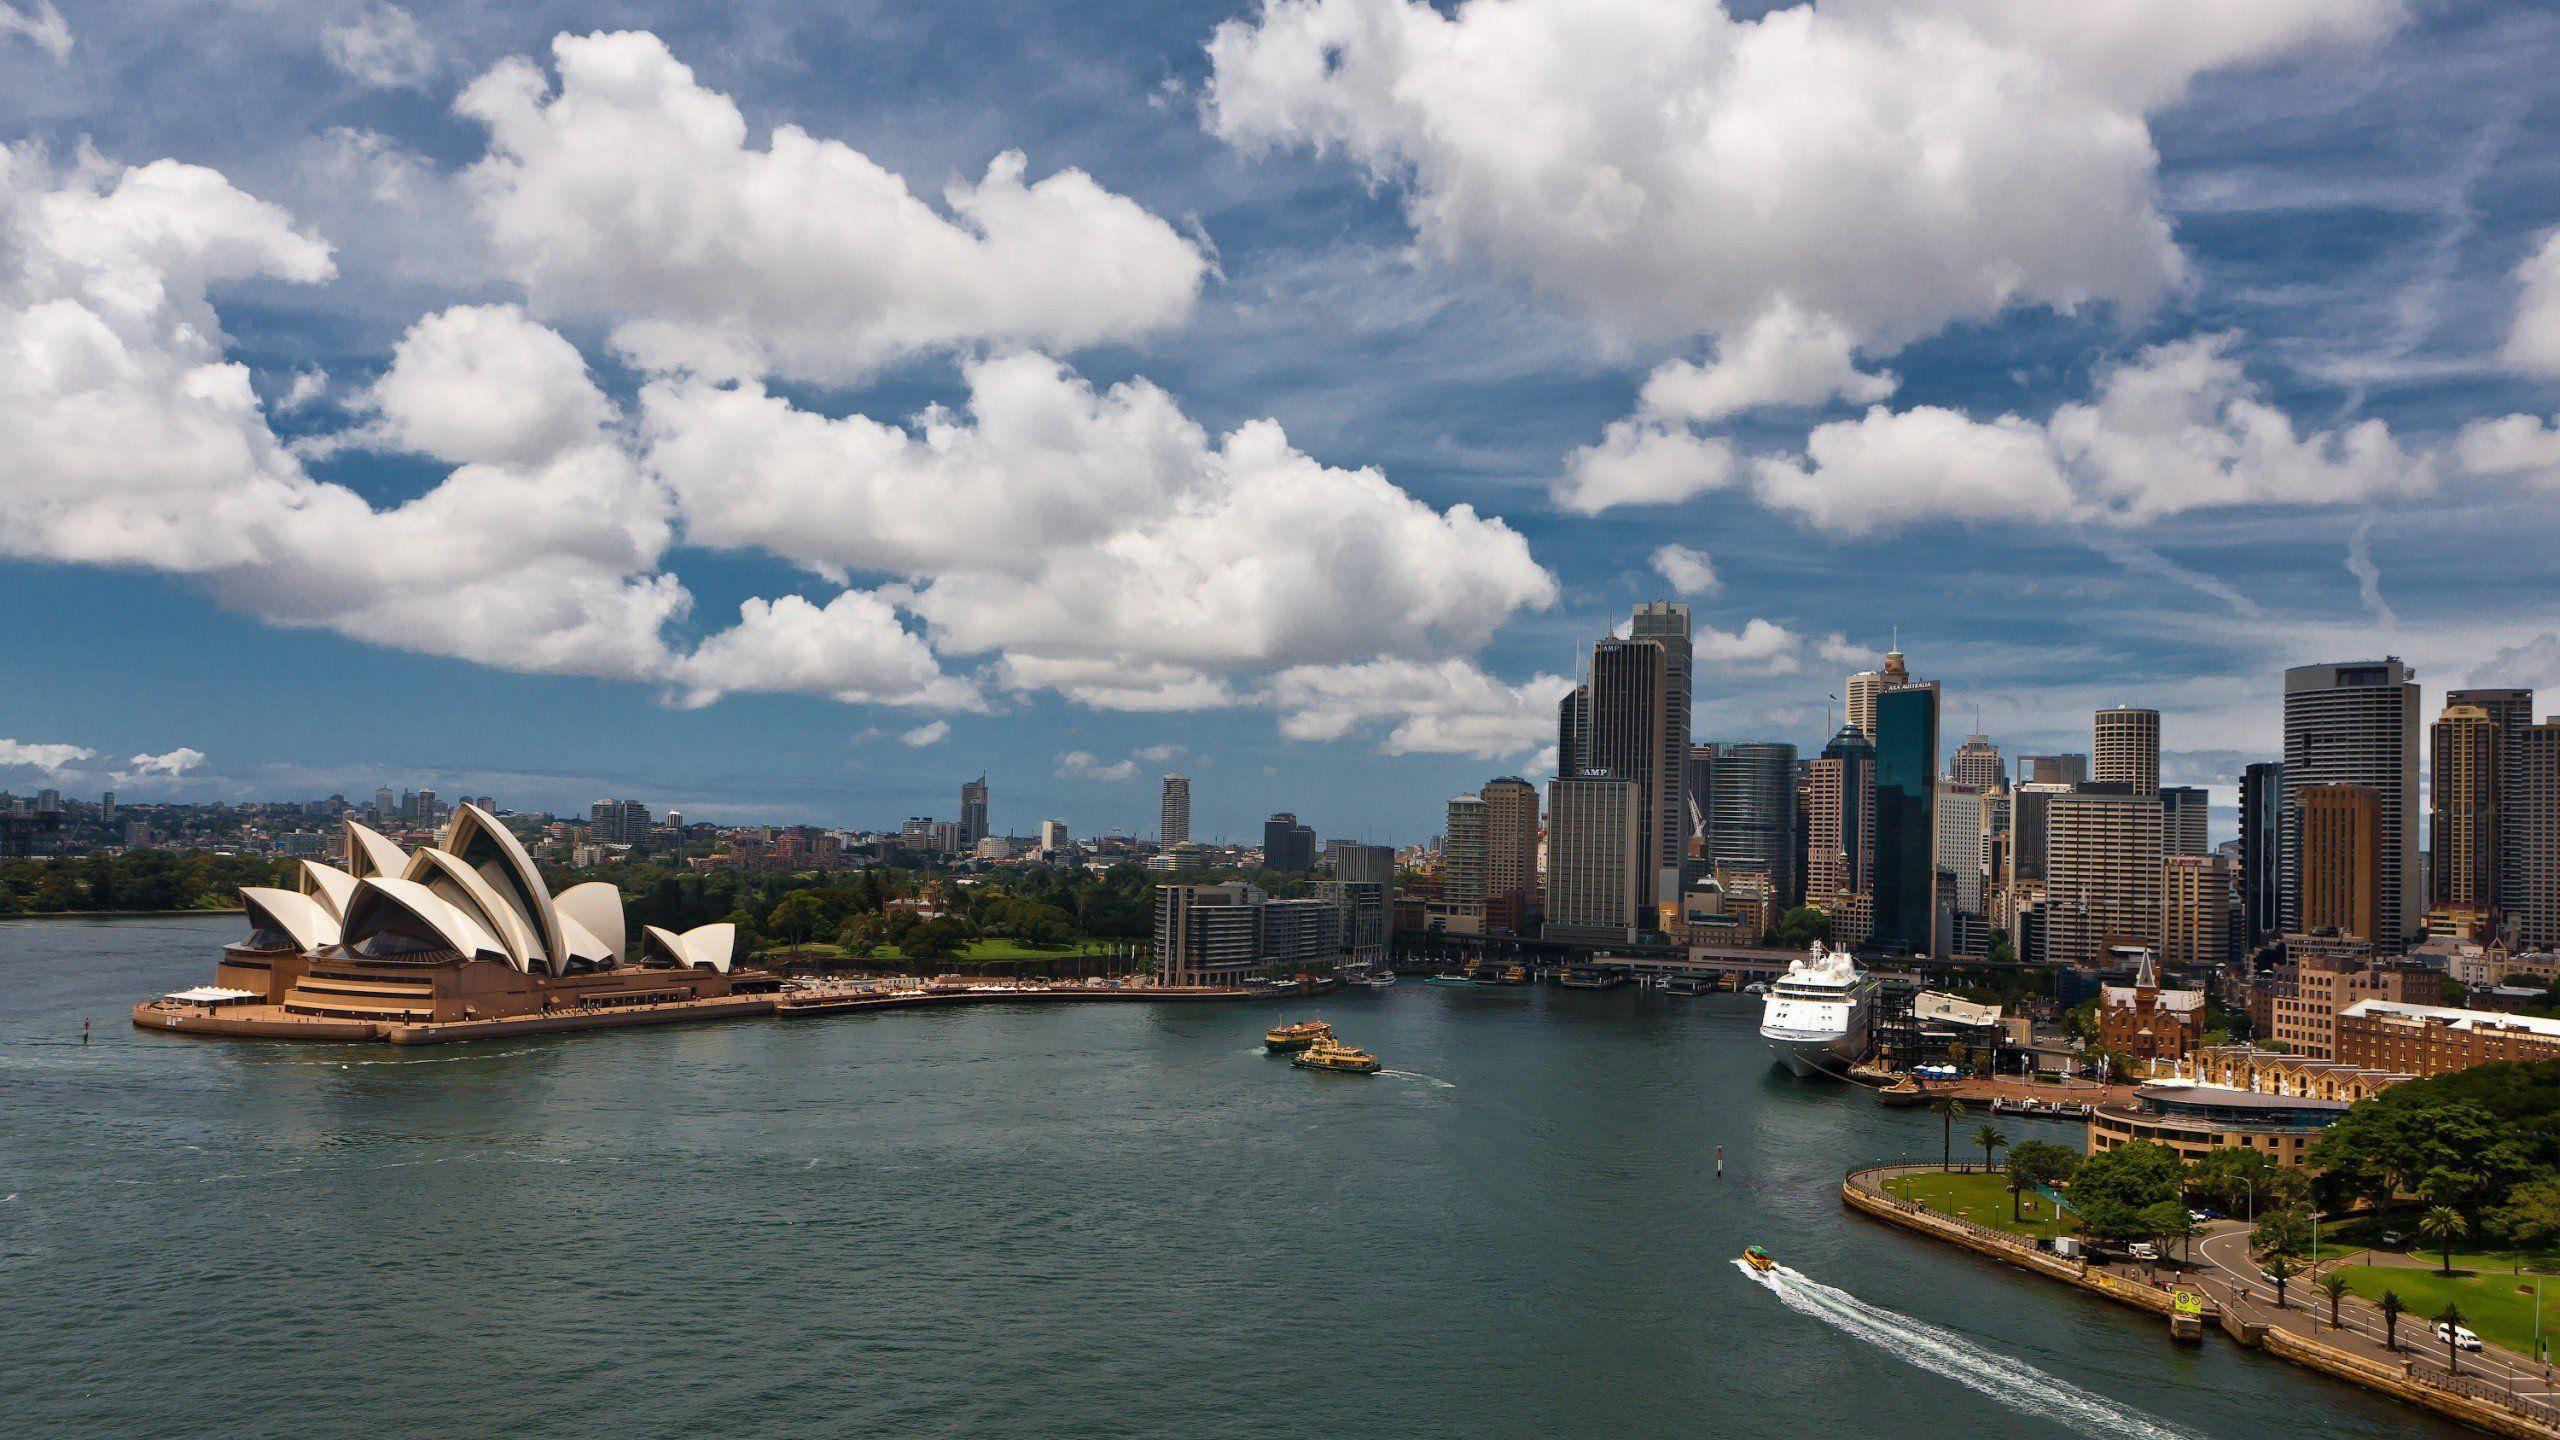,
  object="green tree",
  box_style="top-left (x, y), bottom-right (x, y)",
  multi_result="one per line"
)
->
top-left (2320, 1271), bottom-right (2350, 1329)
top-left (902, 916), bottom-right (968, 962)
top-left (1930, 1098), bottom-right (1967, 1170)
top-left (2263, 1249), bottom-right (2297, 1309)
top-left (1773, 906), bottom-right (1829, 949)
top-left (2378, 1289), bottom-right (2405, 1351)
top-left (2184, 1146), bottom-right (2280, 1217)
top-left (2489, 1174), bottom-right (2560, 1262)
top-left (767, 891), bottom-right (828, 948)
top-left (2252, 1206), bottom-right (2312, 1260)
top-left (1973, 1123), bottom-right (2009, 1171)
top-left (2004, 1141), bottom-right (2079, 1221)
top-left (2137, 1200), bottom-right (2190, 1272)
top-left (2436, 1301), bottom-right (2467, 1374)
top-left (2419, 1205), bottom-right (2466, 1276)
top-left (2074, 1141), bottom-right (2185, 1215)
